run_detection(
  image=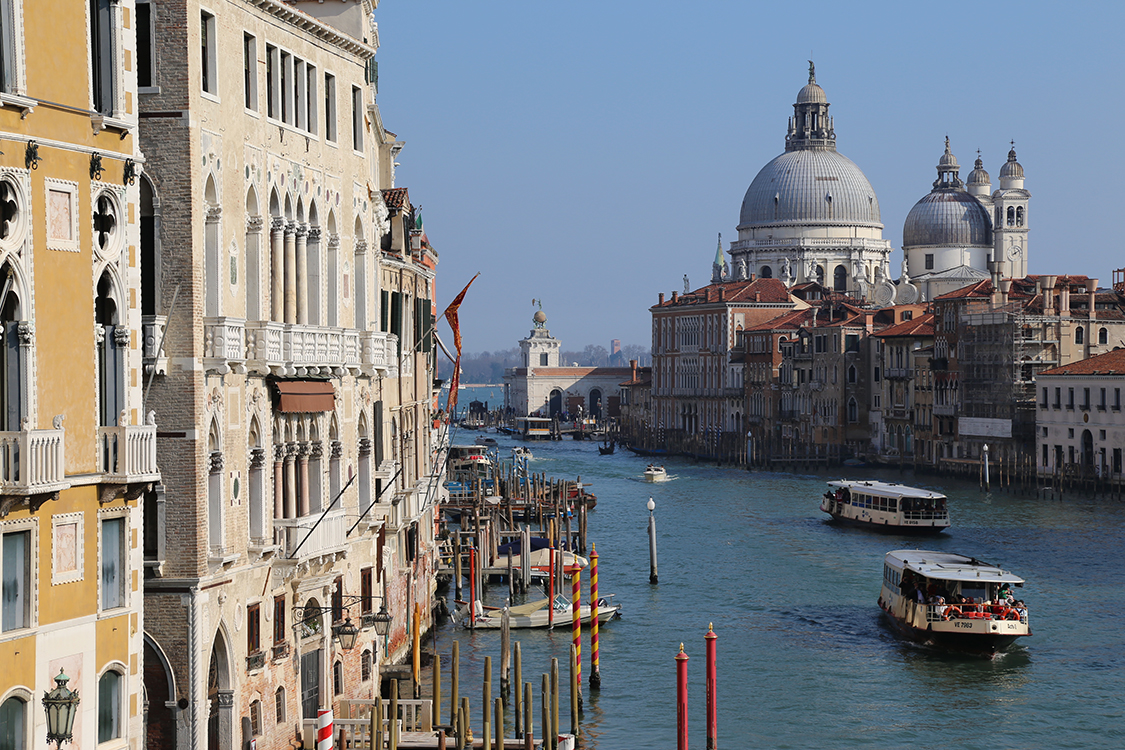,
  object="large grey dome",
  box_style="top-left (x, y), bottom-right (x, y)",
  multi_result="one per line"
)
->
top-left (738, 149), bottom-right (882, 229)
top-left (903, 191), bottom-right (992, 247)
